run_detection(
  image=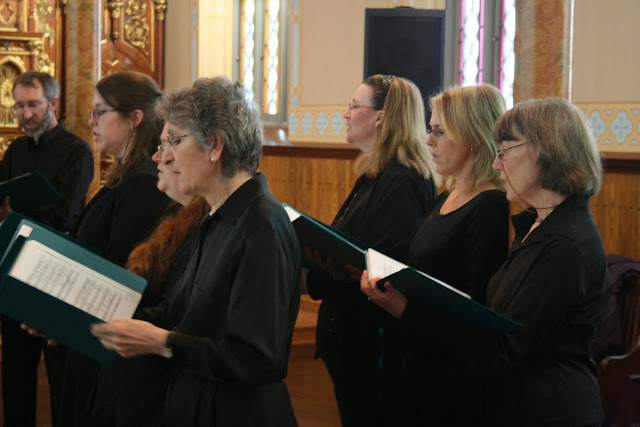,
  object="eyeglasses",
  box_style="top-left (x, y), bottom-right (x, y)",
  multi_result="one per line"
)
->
top-left (90, 109), bottom-right (116, 120)
top-left (347, 102), bottom-right (375, 112)
top-left (159, 133), bottom-right (191, 151)
top-left (426, 128), bottom-right (446, 138)
top-left (14, 100), bottom-right (44, 111)
top-left (496, 142), bottom-right (528, 161)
